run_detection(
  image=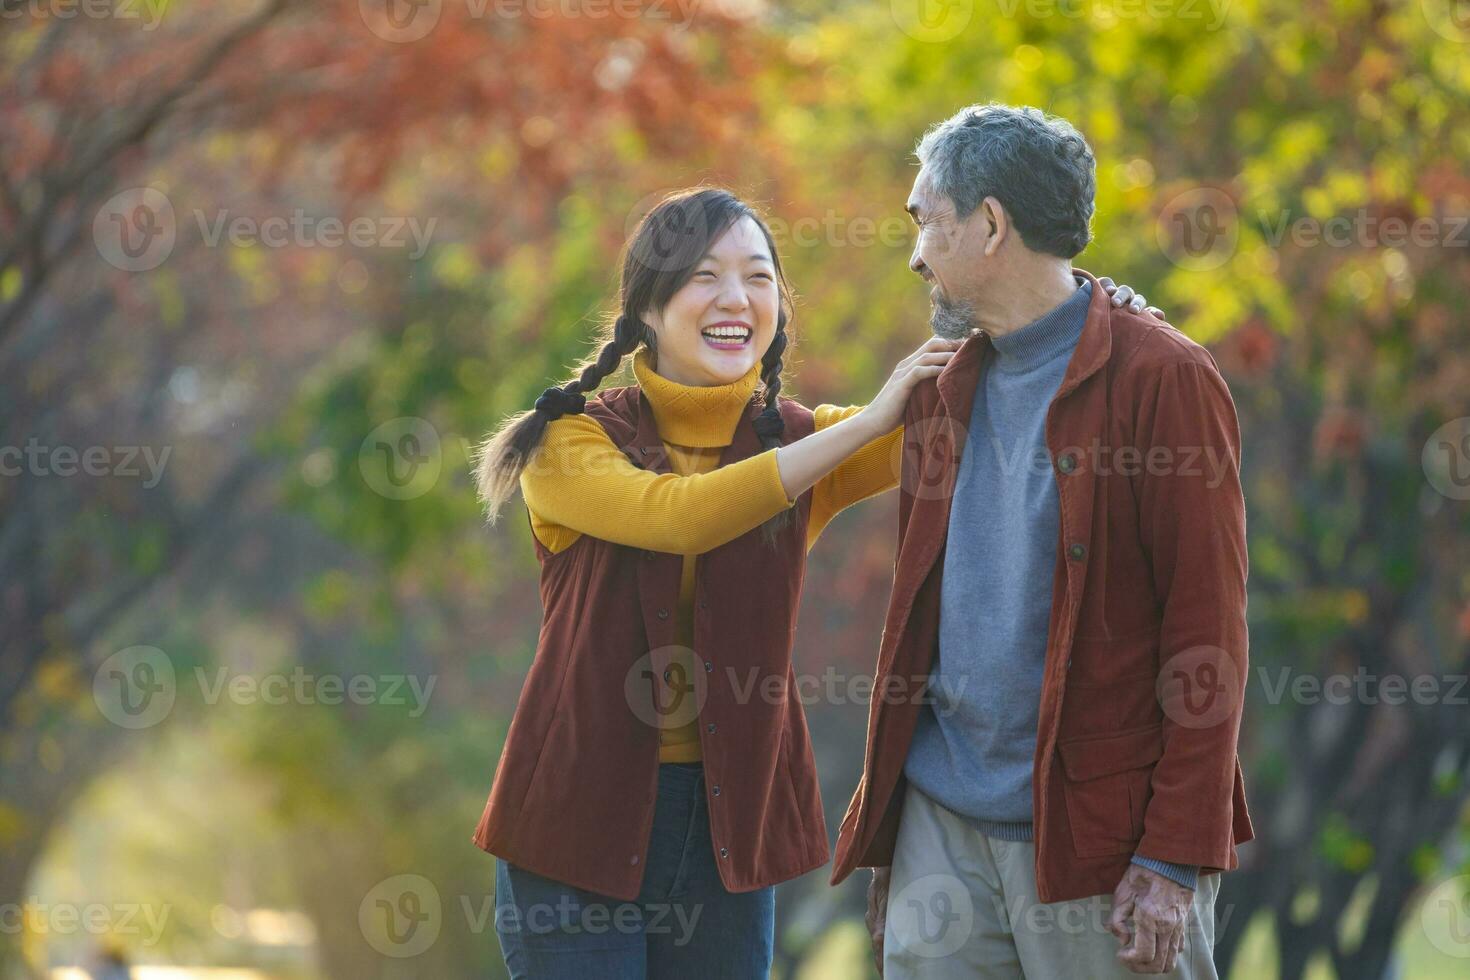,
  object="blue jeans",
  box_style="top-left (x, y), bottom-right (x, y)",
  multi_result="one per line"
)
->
top-left (493, 762), bottom-right (775, 979)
